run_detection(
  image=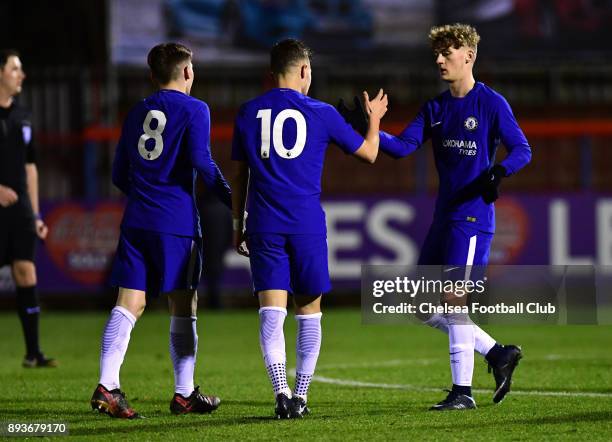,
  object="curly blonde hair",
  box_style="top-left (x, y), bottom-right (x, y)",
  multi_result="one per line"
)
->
top-left (429, 23), bottom-right (480, 52)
